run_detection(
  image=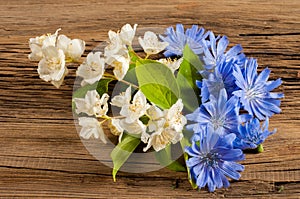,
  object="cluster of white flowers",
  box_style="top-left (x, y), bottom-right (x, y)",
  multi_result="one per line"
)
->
top-left (28, 29), bottom-right (85, 88)
top-left (110, 87), bottom-right (187, 152)
top-left (144, 99), bottom-right (187, 152)
top-left (29, 24), bottom-right (189, 152)
top-left (73, 84), bottom-right (186, 152)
